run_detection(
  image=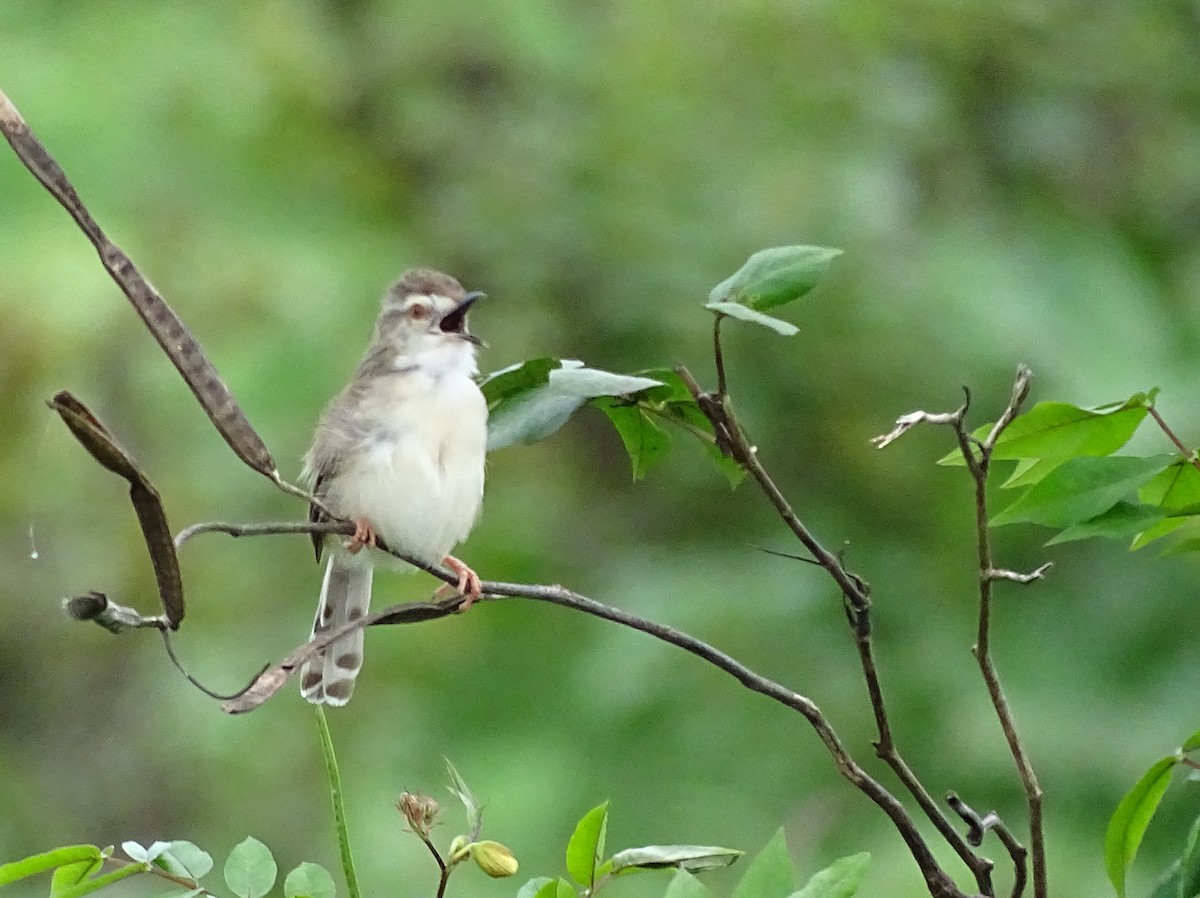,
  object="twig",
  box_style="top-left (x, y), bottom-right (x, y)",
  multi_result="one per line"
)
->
top-left (174, 518), bottom-right (460, 584)
top-left (0, 90), bottom-right (276, 478)
top-left (713, 314), bottom-right (728, 397)
top-left (985, 565), bottom-right (1052, 585)
top-left (143, 512), bottom-right (966, 895)
top-left (1147, 405), bottom-right (1200, 473)
top-left (947, 793), bottom-right (1028, 898)
top-left (676, 356), bottom-right (978, 897)
top-left (951, 366), bottom-right (1046, 898)
top-left (874, 366), bottom-right (1045, 897)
